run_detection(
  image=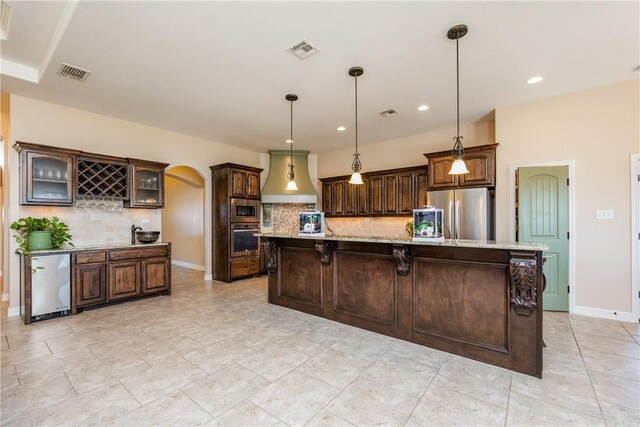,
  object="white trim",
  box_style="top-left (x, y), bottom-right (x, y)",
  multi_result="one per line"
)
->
top-left (631, 153), bottom-right (640, 322)
top-left (509, 160), bottom-right (576, 315)
top-left (573, 305), bottom-right (636, 323)
top-left (38, 0), bottom-right (79, 78)
top-left (0, 59), bottom-right (38, 83)
top-left (7, 306), bottom-right (19, 317)
top-left (171, 259), bottom-right (205, 271)
top-left (2, 293), bottom-right (8, 302)
top-left (203, 274), bottom-right (213, 281)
